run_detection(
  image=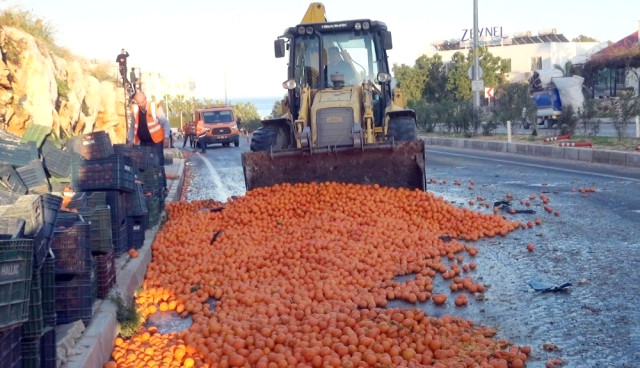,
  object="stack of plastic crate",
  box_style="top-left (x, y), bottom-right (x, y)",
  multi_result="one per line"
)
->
top-left (51, 213), bottom-right (93, 326)
top-left (37, 251), bottom-right (57, 367)
top-left (80, 205), bottom-right (116, 298)
top-left (0, 222), bottom-right (35, 368)
top-left (0, 164), bottom-right (28, 194)
top-left (114, 143), bottom-right (162, 229)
